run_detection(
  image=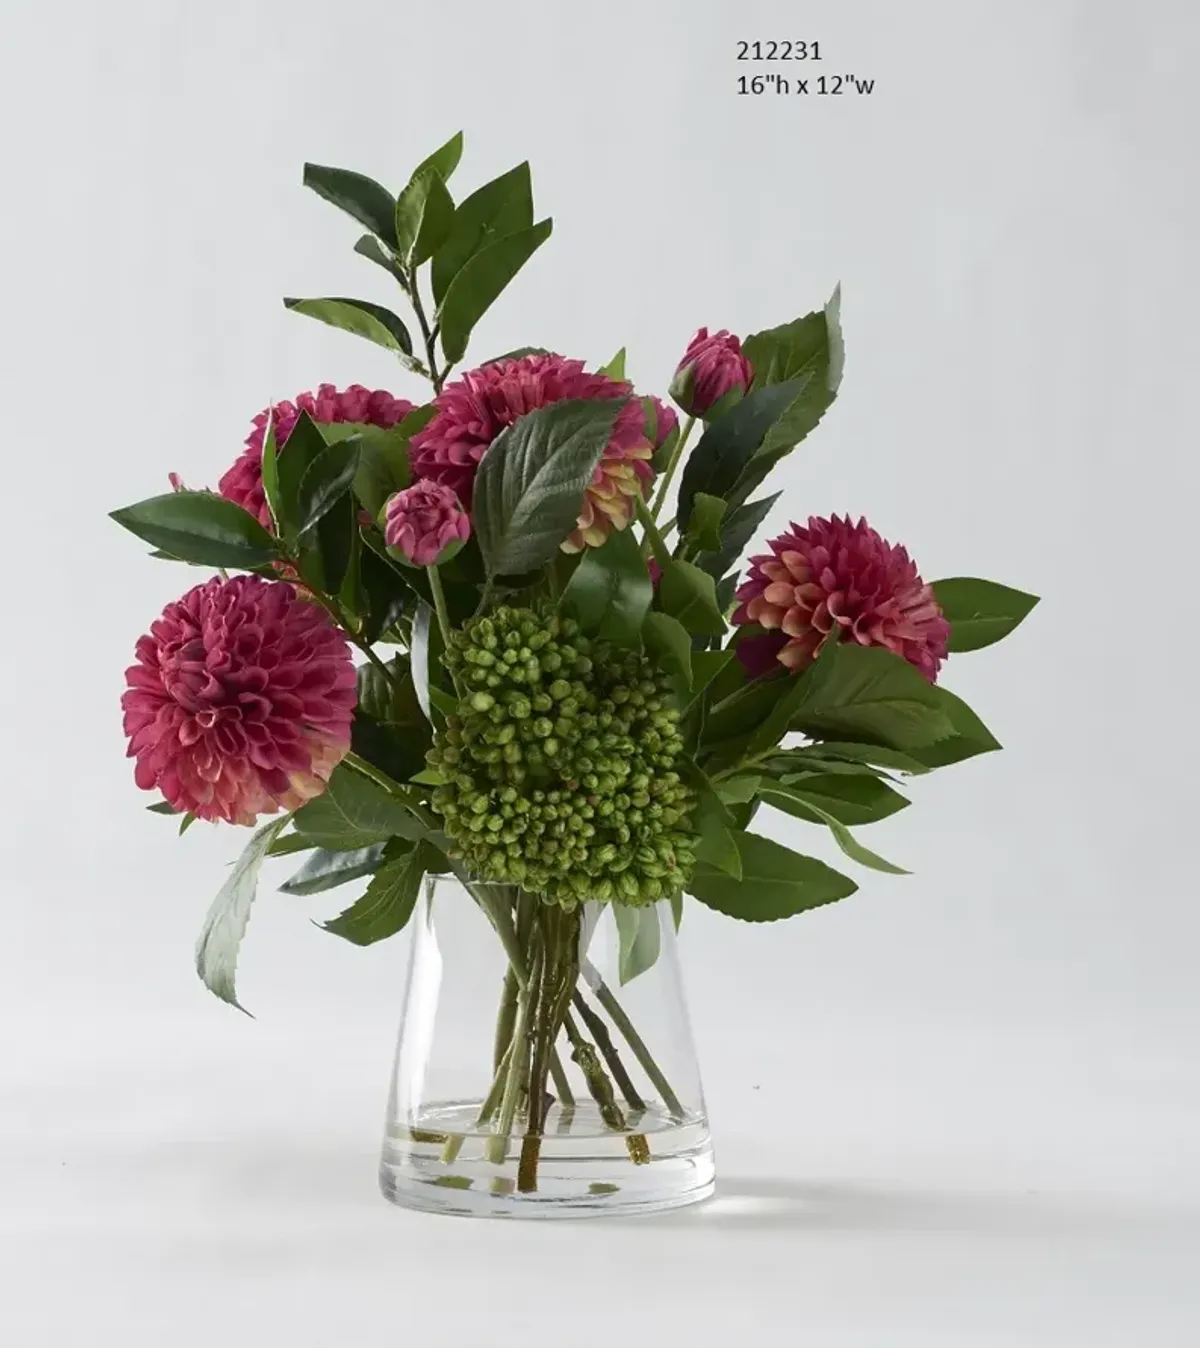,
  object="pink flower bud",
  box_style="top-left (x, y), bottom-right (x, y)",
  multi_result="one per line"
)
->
top-left (669, 328), bottom-right (754, 417)
top-left (384, 480), bottom-right (471, 567)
